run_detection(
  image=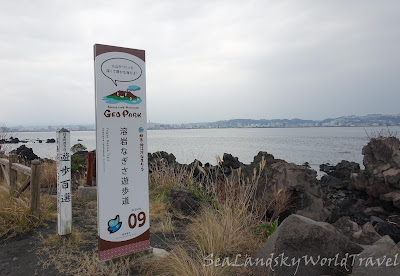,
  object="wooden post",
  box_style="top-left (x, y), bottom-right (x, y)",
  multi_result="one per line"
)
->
top-left (30, 159), bottom-right (41, 217)
top-left (57, 129), bottom-right (72, 235)
top-left (0, 151), bottom-right (4, 183)
top-left (9, 154), bottom-right (17, 196)
top-left (86, 151), bottom-right (94, 186)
